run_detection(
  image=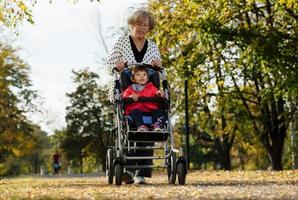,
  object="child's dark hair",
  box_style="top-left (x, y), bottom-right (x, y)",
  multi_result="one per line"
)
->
top-left (131, 65), bottom-right (148, 79)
